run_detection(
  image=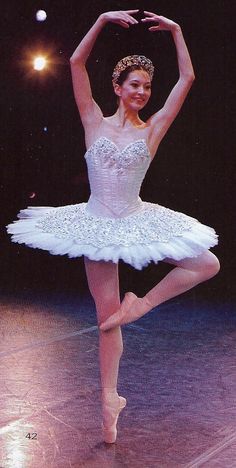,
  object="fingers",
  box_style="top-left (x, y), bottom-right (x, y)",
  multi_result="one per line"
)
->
top-left (126, 14), bottom-right (139, 24)
top-left (141, 12), bottom-right (161, 23)
top-left (141, 17), bottom-right (159, 23)
top-left (143, 11), bottom-right (156, 16)
top-left (141, 12), bottom-right (163, 31)
top-left (108, 10), bottom-right (164, 28)
top-left (119, 20), bottom-right (130, 29)
top-left (124, 9), bottom-right (139, 14)
top-left (120, 11), bottom-right (139, 25)
top-left (148, 26), bottom-right (160, 31)
top-left (106, 10), bottom-right (139, 27)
